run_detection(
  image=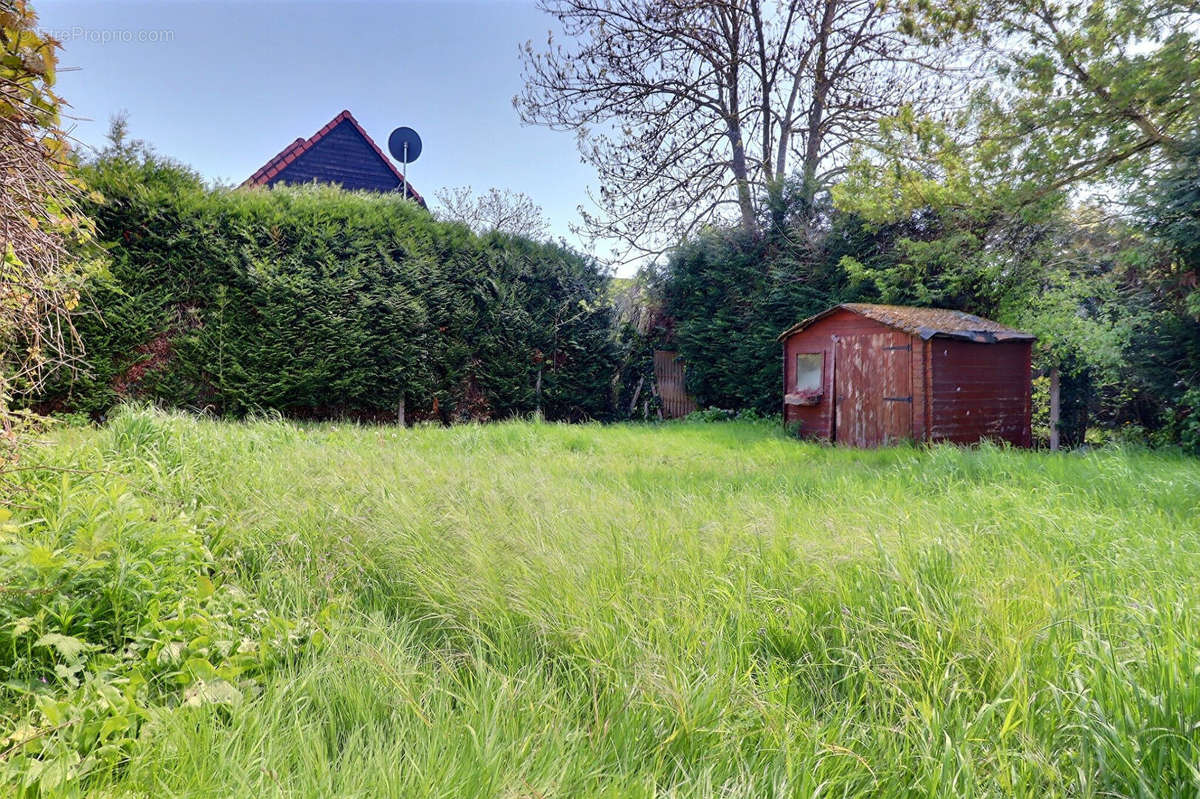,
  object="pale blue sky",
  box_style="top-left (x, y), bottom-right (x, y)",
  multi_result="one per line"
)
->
top-left (36, 0), bottom-right (617, 266)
